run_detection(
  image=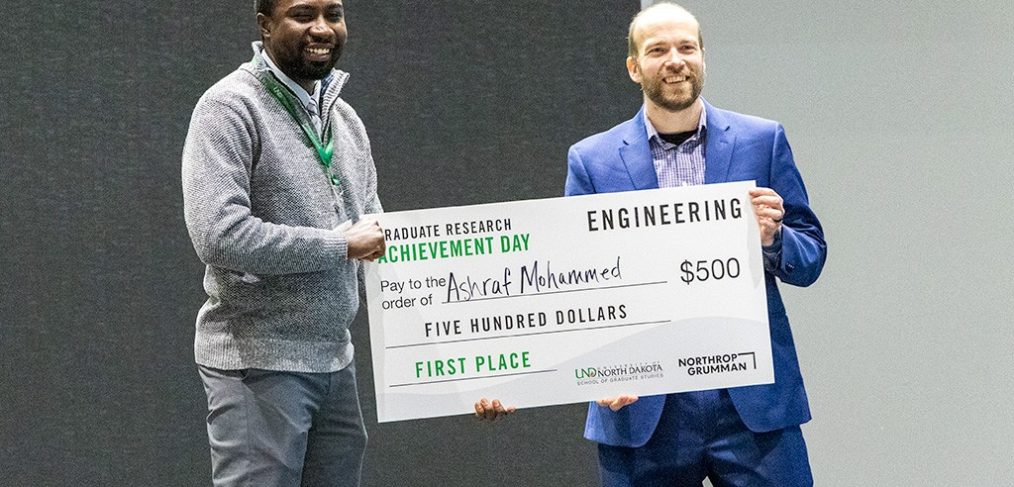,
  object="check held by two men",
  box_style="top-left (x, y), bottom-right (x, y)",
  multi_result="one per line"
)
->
top-left (365, 181), bottom-right (773, 422)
